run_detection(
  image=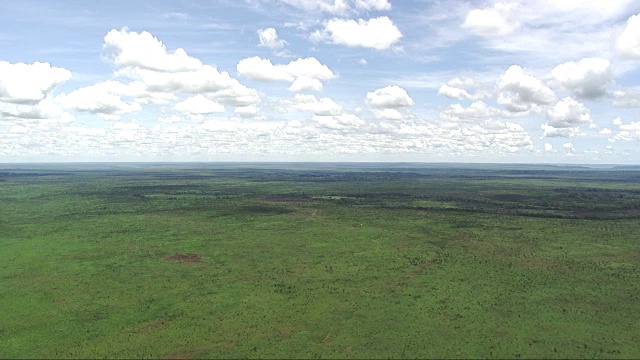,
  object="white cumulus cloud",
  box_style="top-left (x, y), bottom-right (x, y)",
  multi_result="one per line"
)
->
top-left (102, 29), bottom-right (259, 108)
top-left (541, 124), bottom-right (583, 138)
top-left (366, 85), bottom-right (414, 108)
top-left (0, 98), bottom-right (75, 125)
top-left (438, 85), bottom-right (491, 101)
top-left (311, 16), bottom-right (402, 50)
top-left (463, 3), bottom-right (519, 37)
top-left (613, 89), bottom-right (640, 108)
top-left (237, 56), bottom-right (336, 92)
top-left (58, 81), bottom-right (142, 119)
top-left (0, 61), bottom-right (72, 104)
top-left (234, 105), bottom-right (259, 118)
top-left (551, 58), bottom-right (612, 99)
top-left (236, 57), bottom-right (293, 82)
top-left (372, 108), bottom-right (404, 120)
top-left (104, 28), bottom-right (202, 72)
top-left (290, 94), bottom-right (343, 115)
top-left (616, 13), bottom-right (640, 59)
top-left (313, 113), bottom-right (365, 130)
top-left (610, 118), bottom-right (640, 141)
top-left (288, 77), bottom-right (324, 92)
top-left (174, 95), bottom-right (225, 114)
top-left (237, 57), bottom-right (336, 82)
top-left (257, 28), bottom-right (288, 50)
top-left (497, 65), bottom-right (556, 112)
top-left (545, 97), bottom-right (592, 128)
top-left (440, 101), bottom-right (516, 122)
top-left (438, 85), bottom-right (474, 100)
top-left (286, 57), bottom-right (337, 80)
